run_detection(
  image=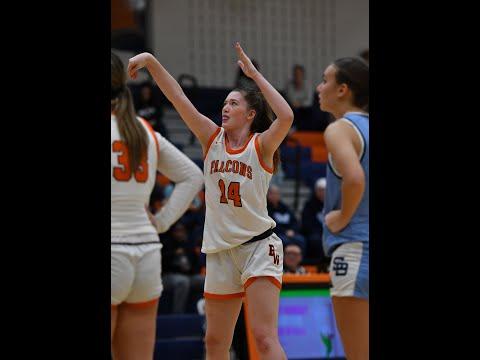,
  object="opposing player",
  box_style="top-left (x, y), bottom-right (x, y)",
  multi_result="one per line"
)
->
top-left (317, 57), bottom-right (369, 360)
